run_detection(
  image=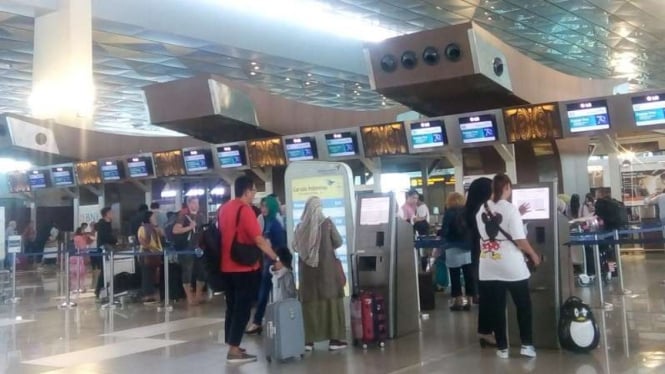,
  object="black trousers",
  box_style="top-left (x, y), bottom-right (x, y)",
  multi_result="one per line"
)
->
top-left (449, 263), bottom-right (474, 298)
top-left (224, 271), bottom-right (260, 347)
top-left (478, 279), bottom-right (533, 350)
